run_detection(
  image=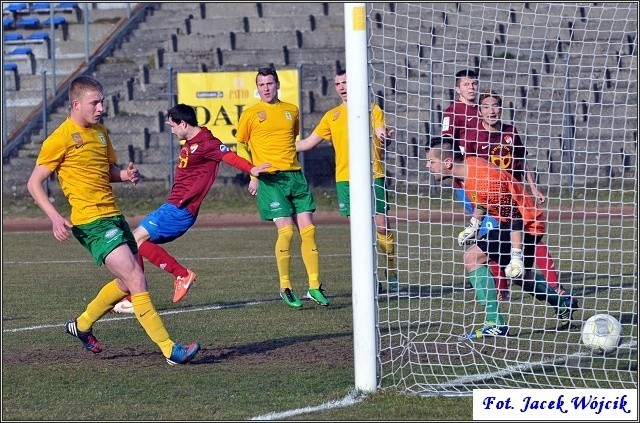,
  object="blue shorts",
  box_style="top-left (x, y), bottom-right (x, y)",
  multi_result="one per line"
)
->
top-left (454, 186), bottom-right (499, 238)
top-left (139, 203), bottom-right (196, 244)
